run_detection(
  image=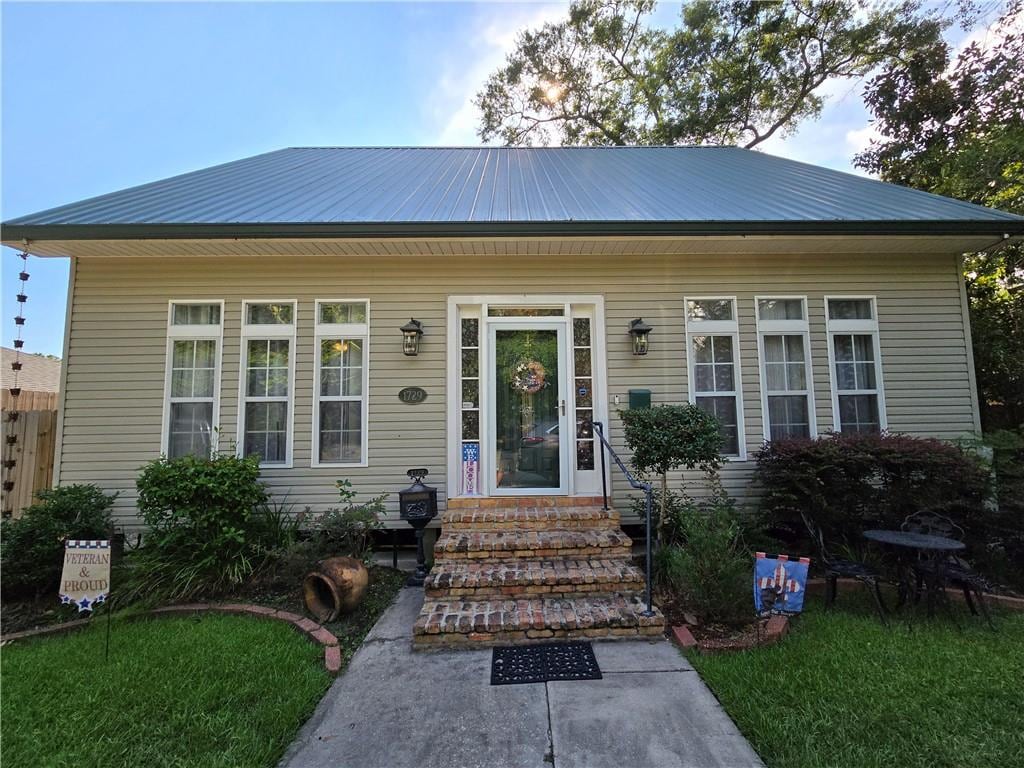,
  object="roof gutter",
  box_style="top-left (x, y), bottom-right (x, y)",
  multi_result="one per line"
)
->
top-left (3, 219), bottom-right (1022, 243)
